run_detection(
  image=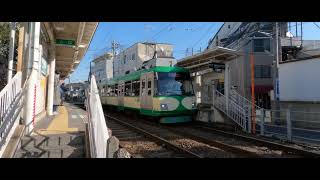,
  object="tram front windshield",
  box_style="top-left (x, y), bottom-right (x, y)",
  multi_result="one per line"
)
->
top-left (156, 72), bottom-right (194, 96)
